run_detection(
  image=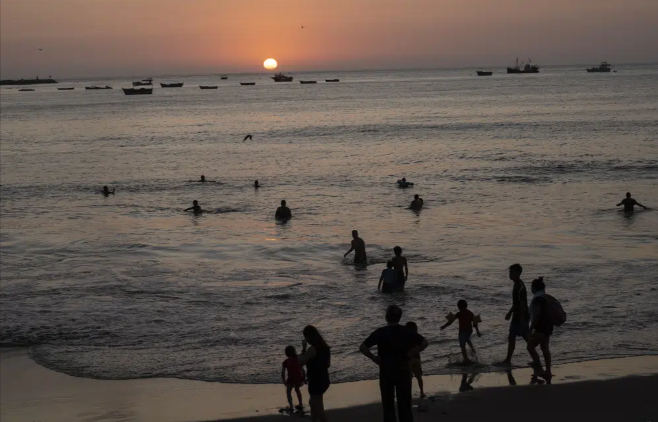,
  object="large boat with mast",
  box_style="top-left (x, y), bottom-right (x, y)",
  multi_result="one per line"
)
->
top-left (507, 58), bottom-right (539, 74)
top-left (271, 72), bottom-right (293, 82)
top-left (586, 61), bottom-right (612, 73)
